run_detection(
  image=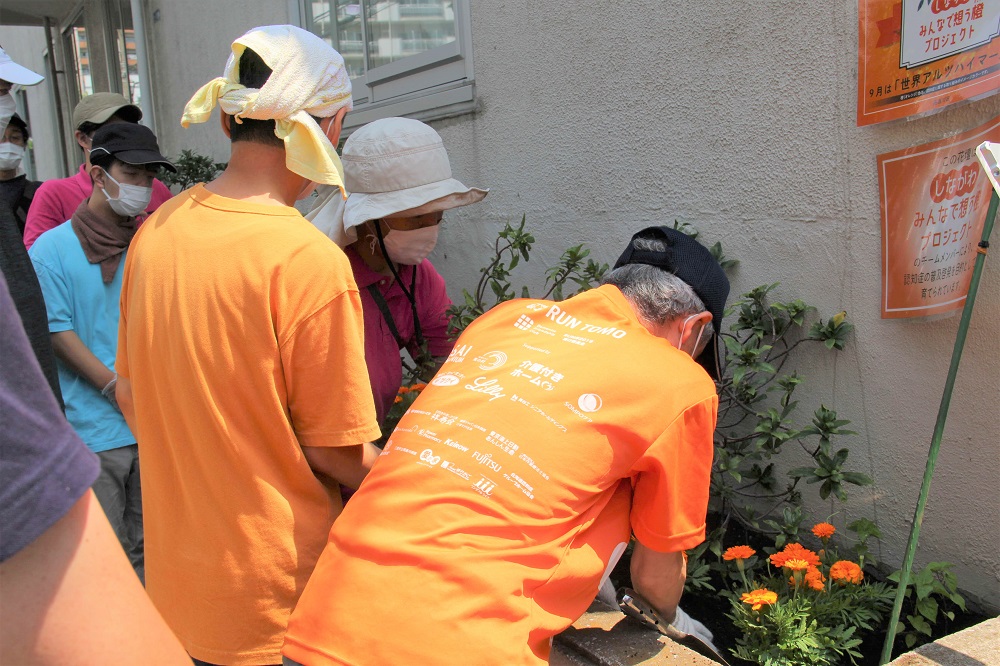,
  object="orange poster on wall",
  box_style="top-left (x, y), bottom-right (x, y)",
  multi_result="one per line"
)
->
top-left (878, 115), bottom-right (999, 318)
top-left (858, 0), bottom-right (1000, 126)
